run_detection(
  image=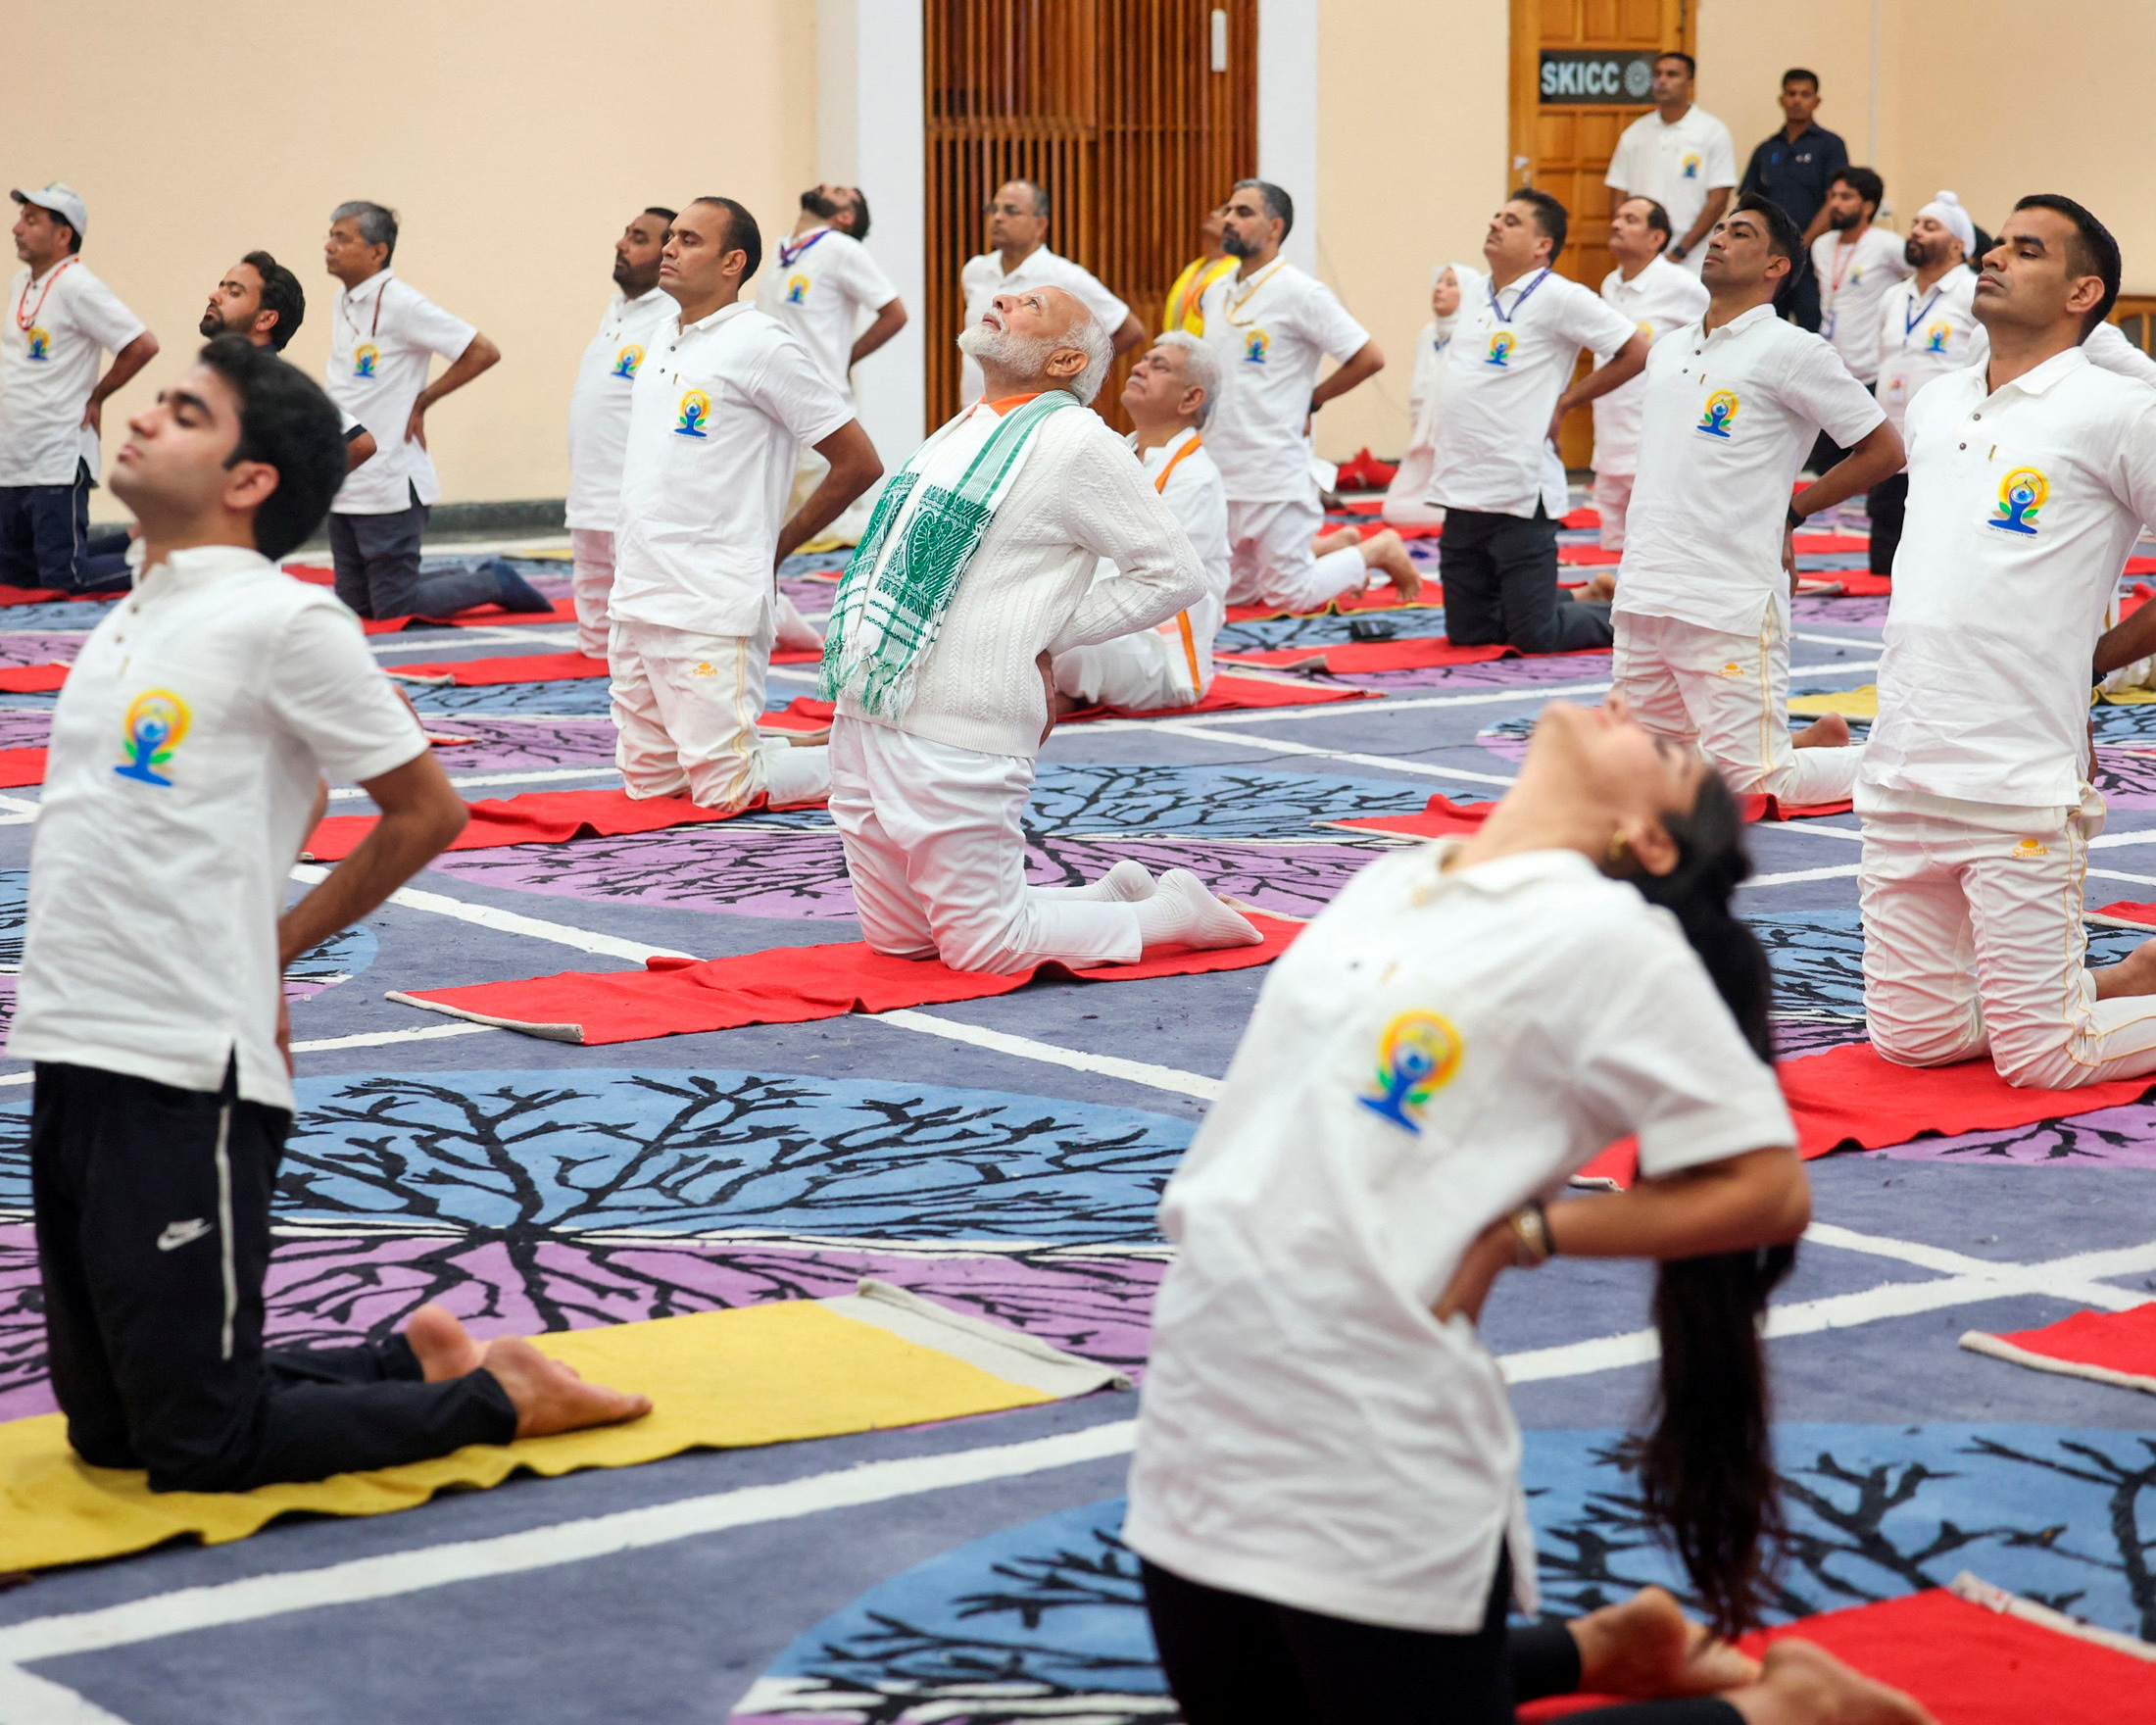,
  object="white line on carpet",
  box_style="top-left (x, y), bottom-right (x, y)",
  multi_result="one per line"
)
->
top-left (327, 765), bottom-right (618, 801)
top-left (0, 1023), bottom-right (499, 1089)
top-left (1146, 722), bottom-right (1518, 785)
top-left (288, 864), bottom-right (693, 964)
top-left (870, 1010), bottom-right (1223, 1100)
